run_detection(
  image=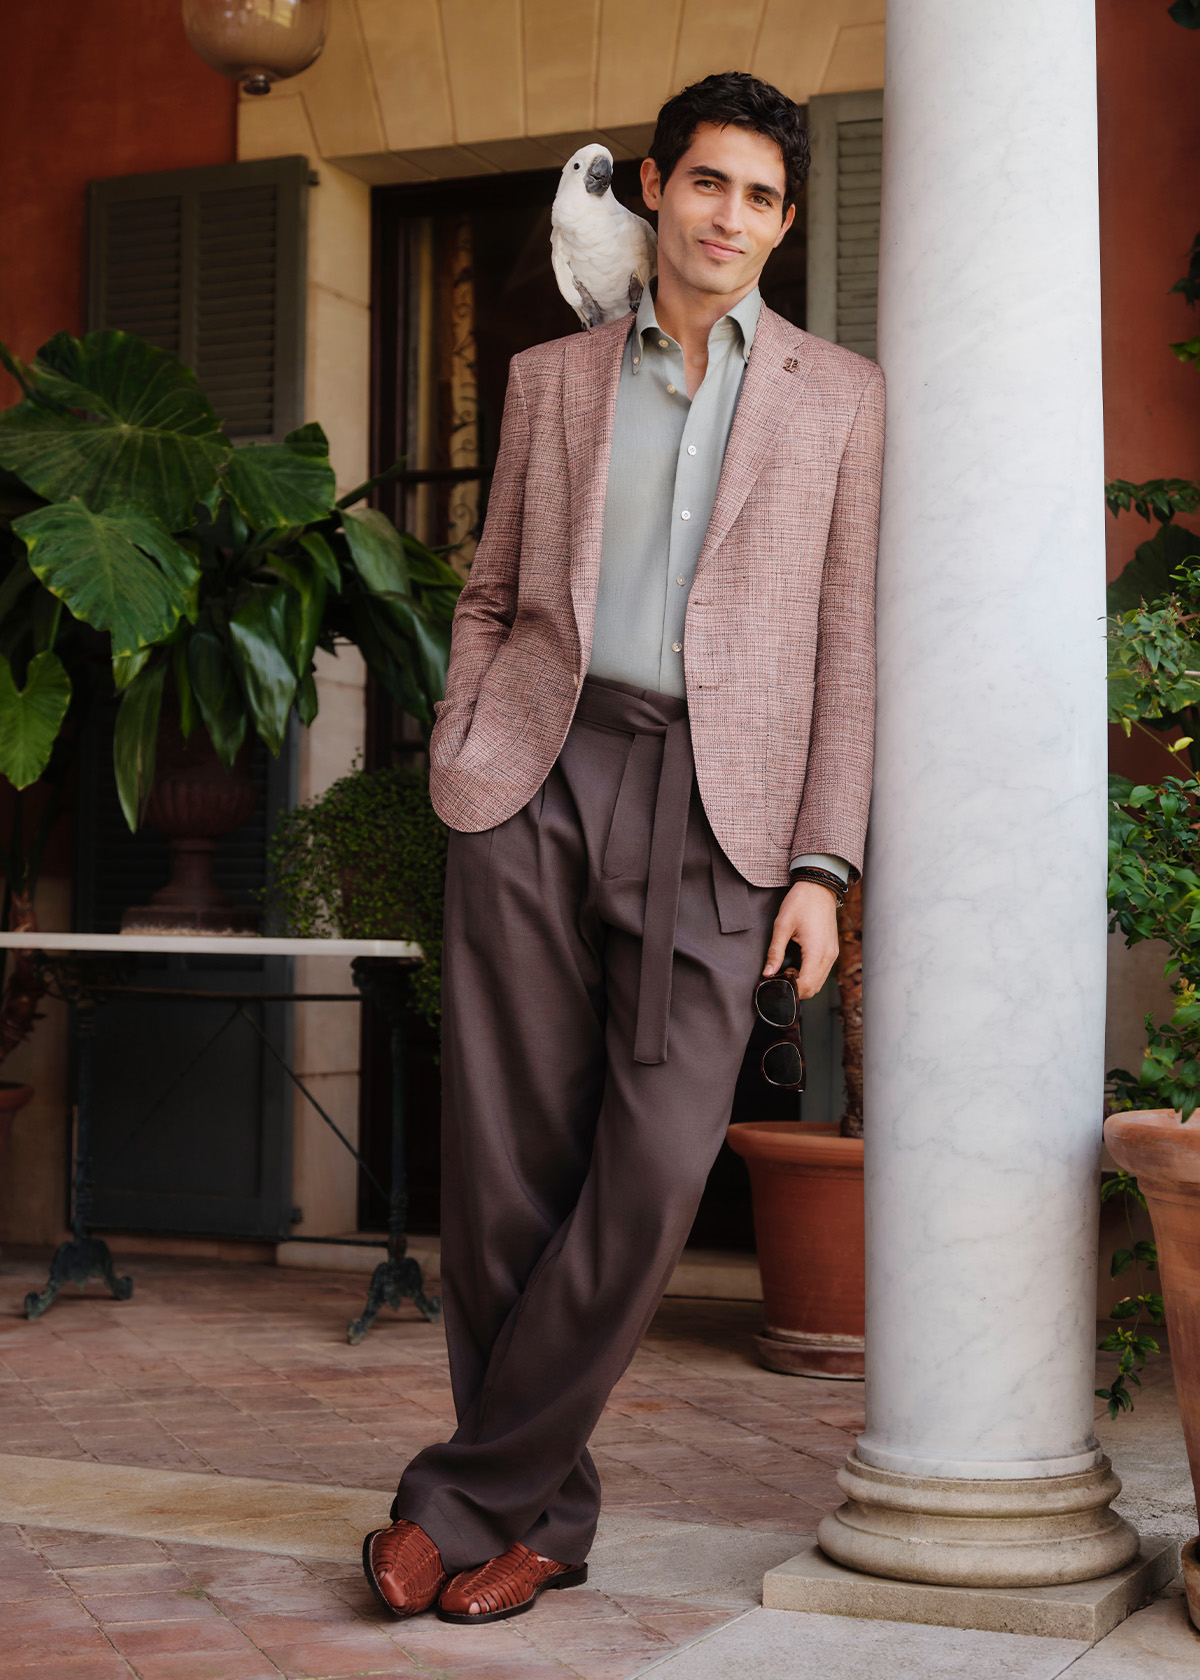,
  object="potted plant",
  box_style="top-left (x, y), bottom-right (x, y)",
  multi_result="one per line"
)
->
top-left (1099, 221), bottom-right (1200, 1620)
top-left (265, 763), bottom-right (447, 1027)
top-left (726, 884), bottom-right (866, 1379)
top-left (0, 328), bottom-right (461, 1014)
